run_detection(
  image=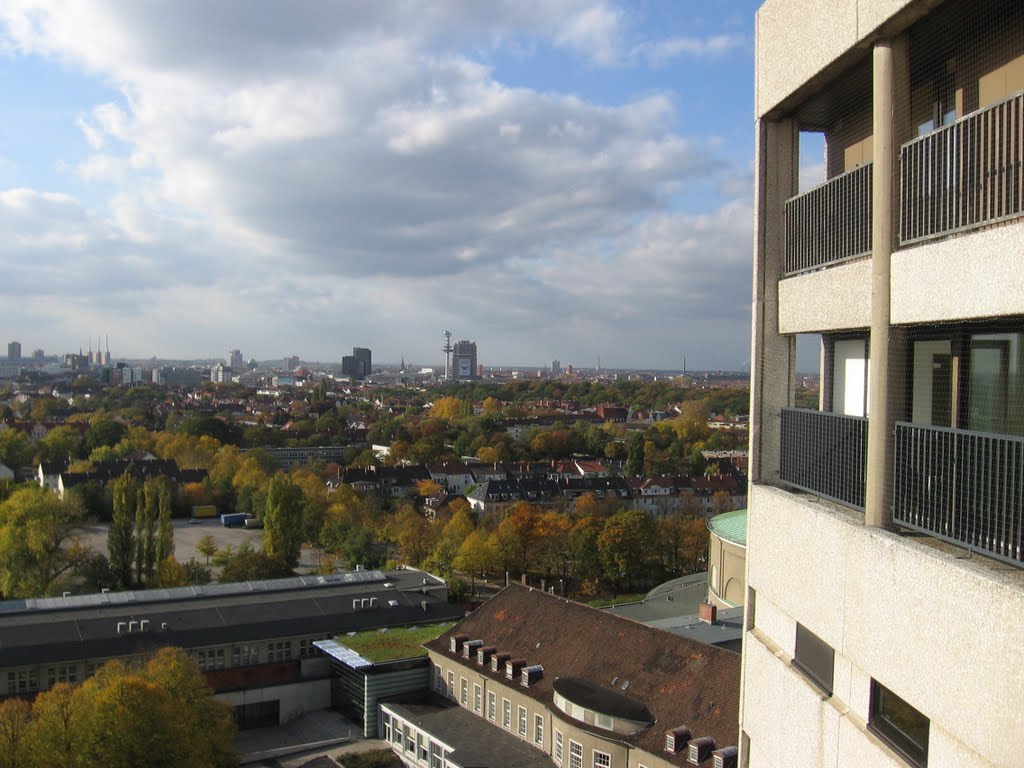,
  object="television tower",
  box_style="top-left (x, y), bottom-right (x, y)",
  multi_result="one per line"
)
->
top-left (442, 331), bottom-right (453, 381)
